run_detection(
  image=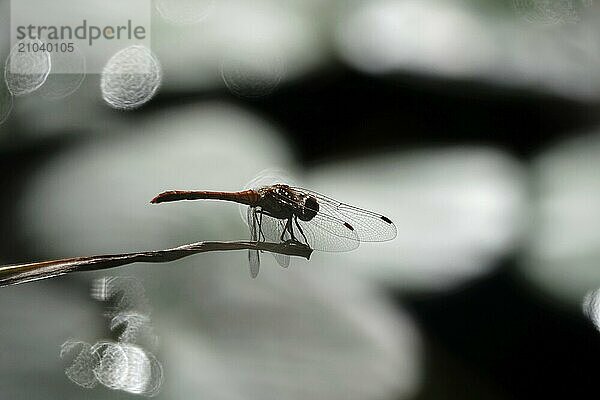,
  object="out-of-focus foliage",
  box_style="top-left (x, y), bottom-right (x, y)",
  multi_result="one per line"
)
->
top-left (308, 148), bottom-right (527, 291)
top-left (522, 132), bottom-right (600, 304)
top-left (2, 0), bottom-right (600, 399)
